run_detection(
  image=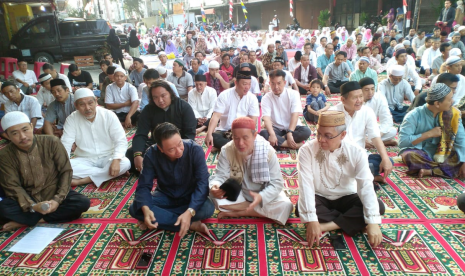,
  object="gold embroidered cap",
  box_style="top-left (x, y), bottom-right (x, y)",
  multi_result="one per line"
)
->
top-left (318, 111), bottom-right (345, 127)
